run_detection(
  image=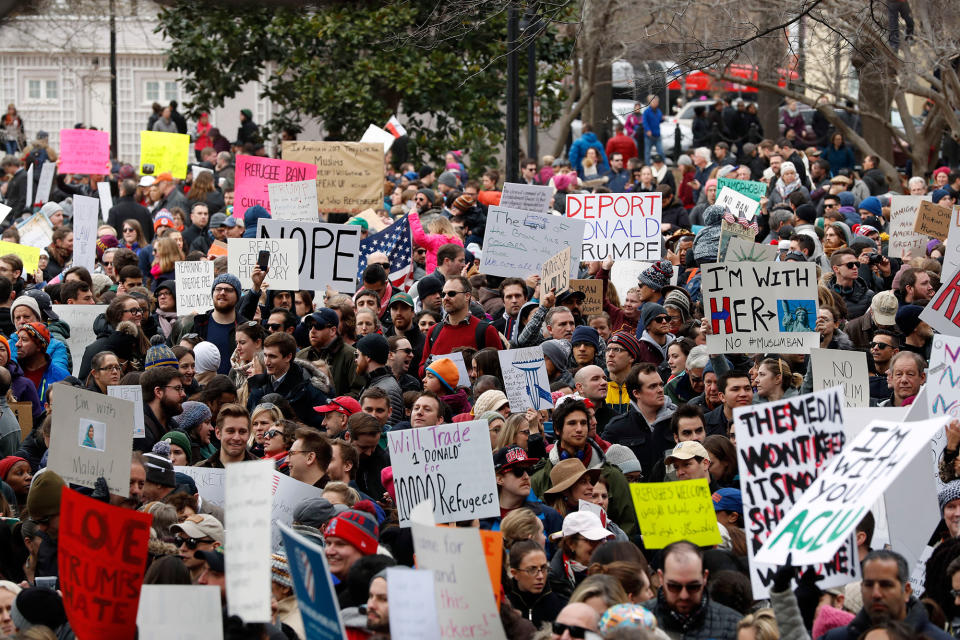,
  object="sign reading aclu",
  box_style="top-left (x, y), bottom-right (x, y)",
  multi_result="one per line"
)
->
top-left (257, 219), bottom-right (361, 291)
top-left (702, 261), bottom-right (818, 354)
top-left (565, 192), bottom-right (662, 261)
